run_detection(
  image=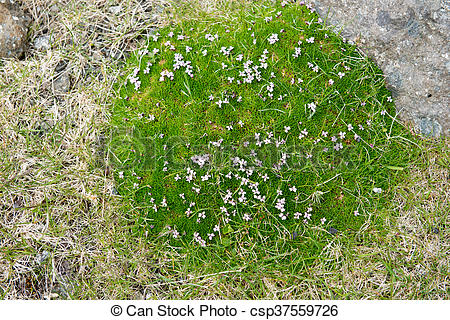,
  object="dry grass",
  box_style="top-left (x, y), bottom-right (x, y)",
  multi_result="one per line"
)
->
top-left (309, 143), bottom-right (449, 299)
top-left (0, 0), bottom-right (169, 299)
top-left (0, 0), bottom-right (448, 299)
